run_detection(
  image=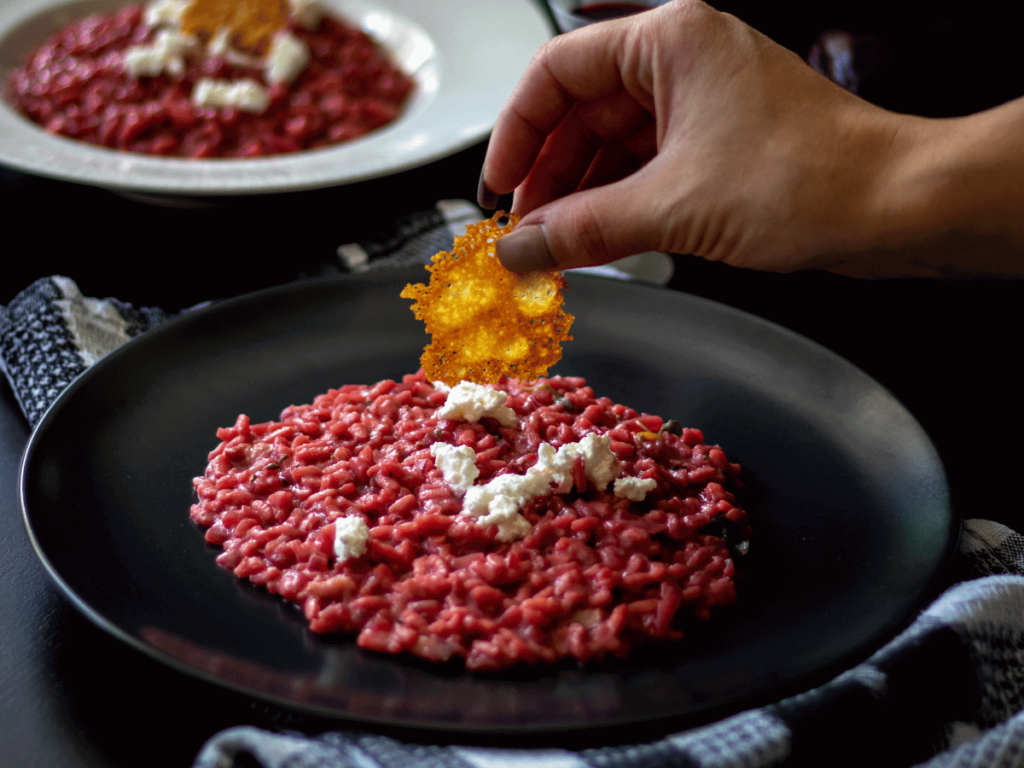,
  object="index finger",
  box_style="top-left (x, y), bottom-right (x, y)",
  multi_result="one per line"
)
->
top-left (479, 20), bottom-right (636, 204)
